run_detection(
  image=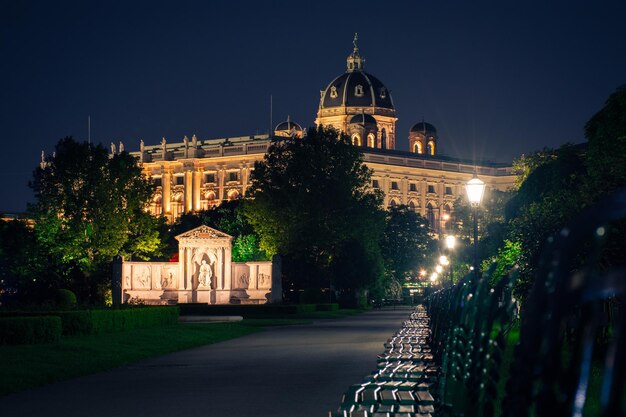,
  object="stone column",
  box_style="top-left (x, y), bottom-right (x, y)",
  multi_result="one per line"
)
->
top-left (186, 247), bottom-right (194, 290)
top-left (218, 166), bottom-right (225, 201)
top-left (420, 179), bottom-right (427, 217)
top-left (178, 246), bottom-right (185, 289)
top-left (224, 246), bottom-right (232, 290)
top-left (216, 247), bottom-right (223, 290)
top-left (193, 169), bottom-right (202, 211)
top-left (163, 168), bottom-right (172, 217)
top-left (185, 170), bottom-right (193, 213)
top-left (401, 176), bottom-right (408, 205)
